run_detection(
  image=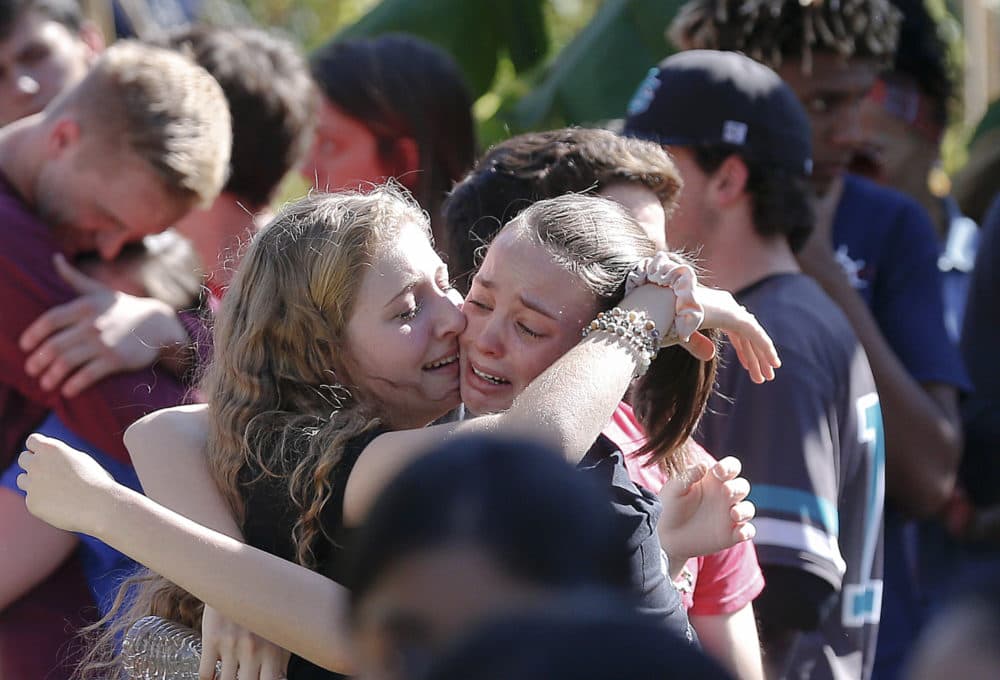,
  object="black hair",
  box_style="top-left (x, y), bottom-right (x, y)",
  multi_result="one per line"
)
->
top-left (669, 0), bottom-right (901, 73)
top-left (159, 26), bottom-right (316, 207)
top-left (0, 0), bottom-right (82, 40)
top-left (691, 143), bottom-right (815, 252)
top-left (348, 434), bottom-right (633, 616)
top-left (443, 128), bottom-right (682, 294)
top-left (309, 34), bottom-right (476, 251)
top-left (888, 0), bottom-right (954, 128)
top-left (421, 595), bottom-right (733, 680)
